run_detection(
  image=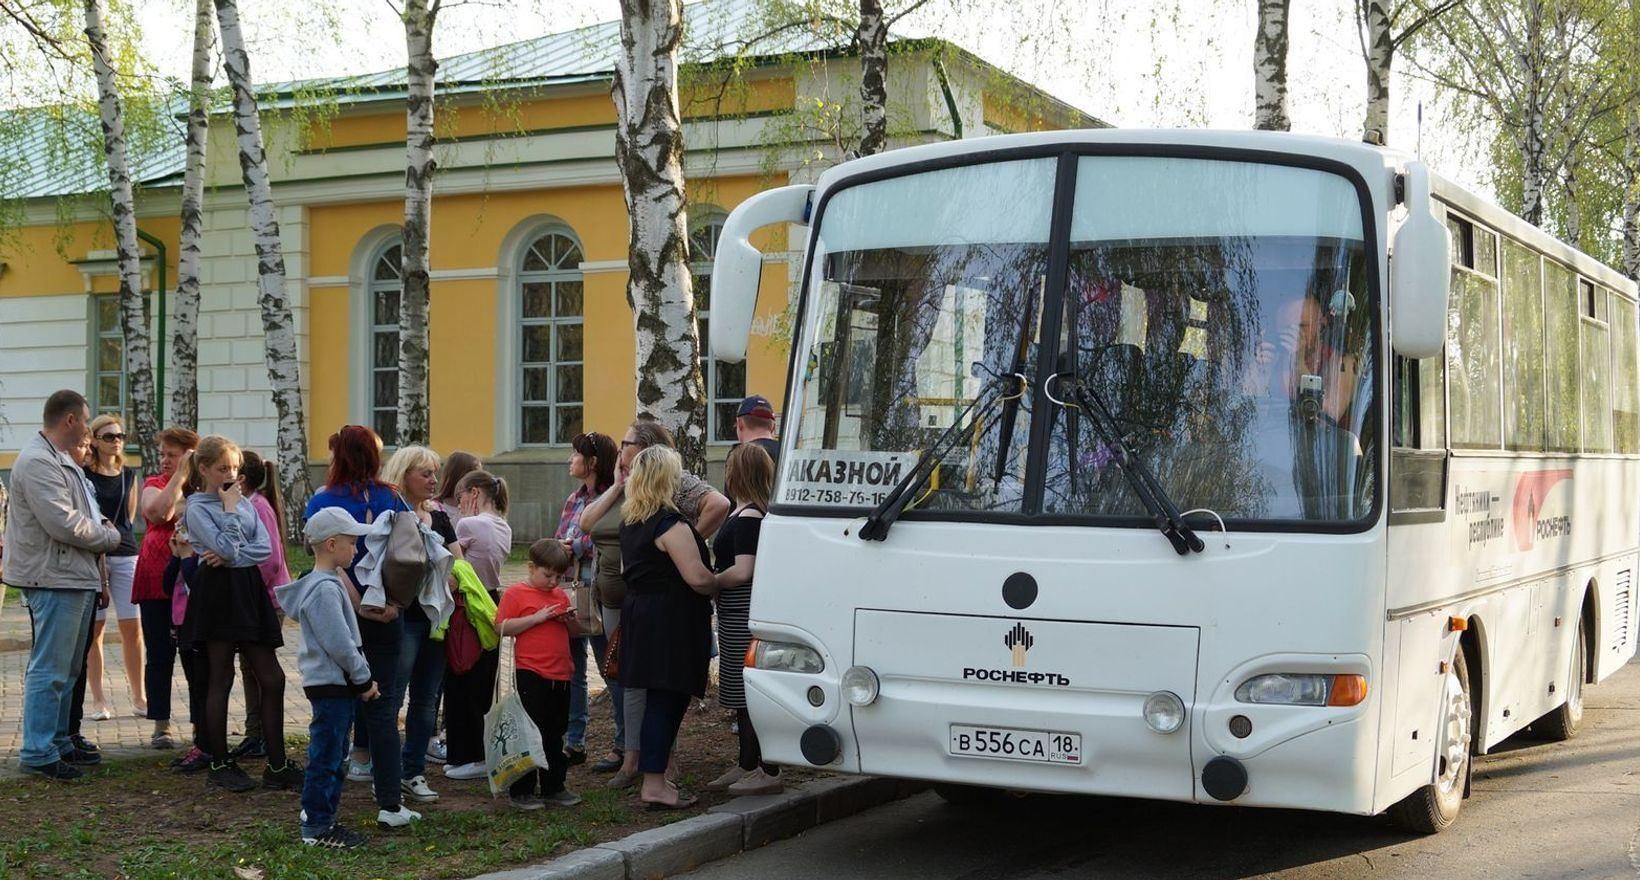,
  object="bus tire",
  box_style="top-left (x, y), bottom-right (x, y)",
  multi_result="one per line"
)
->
top-left (1389, 643), bottom-right (1472, 835)
top-left (933, 783), bottom-right (1003, 807)
top-left (1533, 618), bottom-right (1585, 742)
